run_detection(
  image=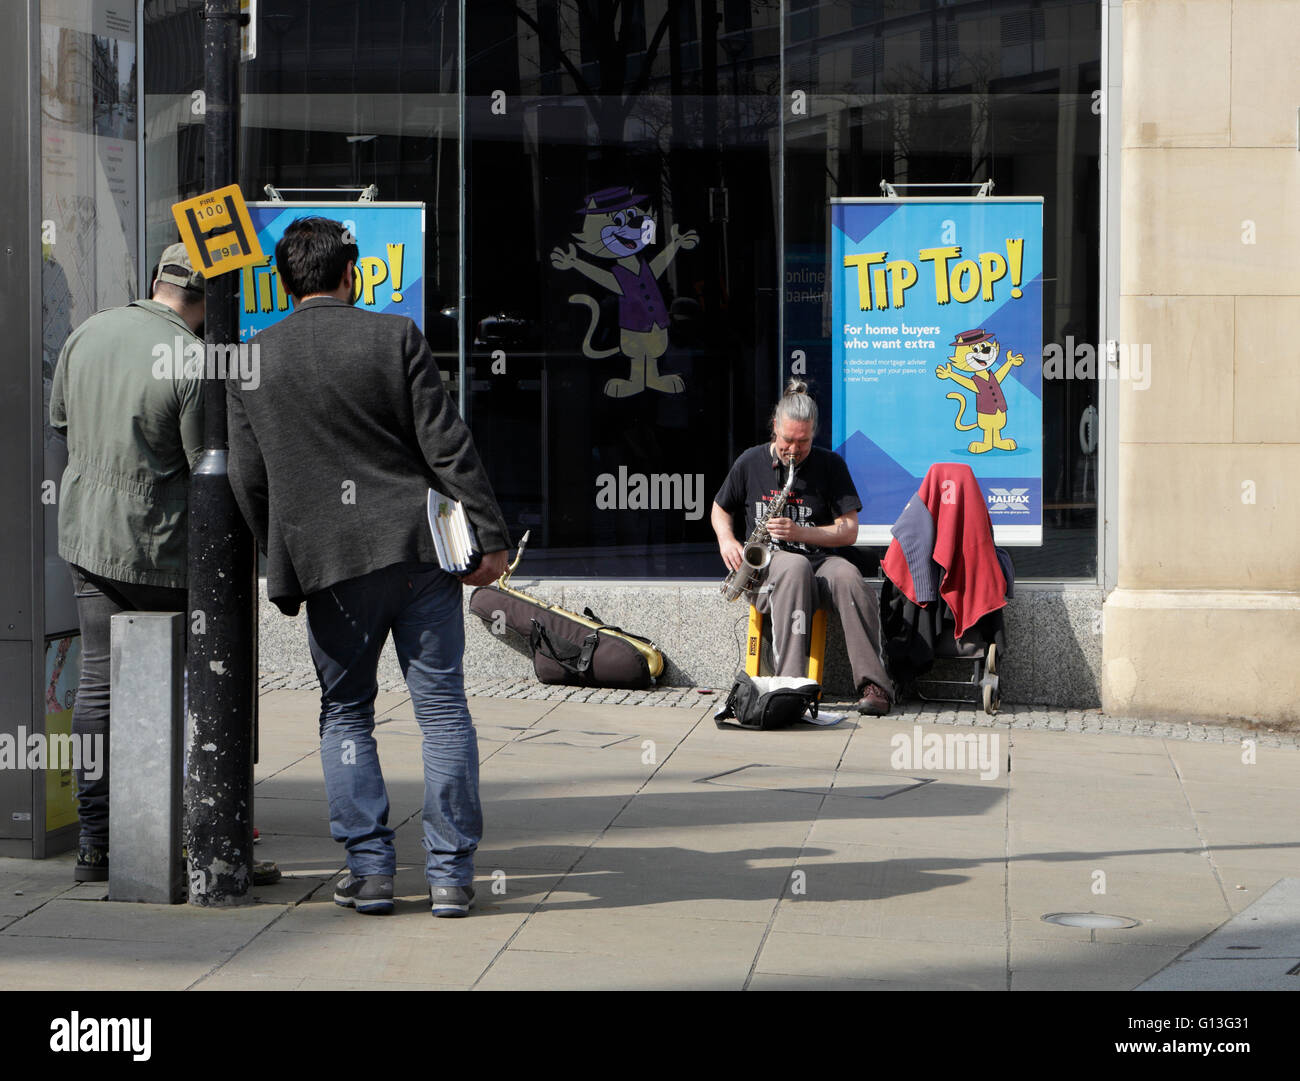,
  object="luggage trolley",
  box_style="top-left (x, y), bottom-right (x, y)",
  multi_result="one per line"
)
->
top-left (878, 464), bottom-right (1014, 716)
top-left (880, 555), bottom-right (1012, 715)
